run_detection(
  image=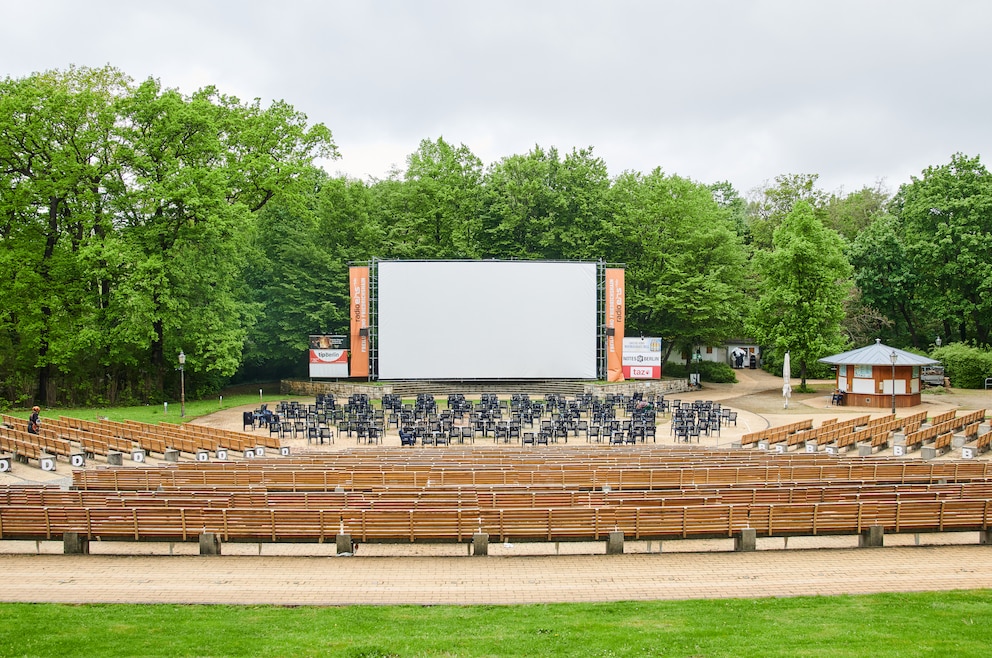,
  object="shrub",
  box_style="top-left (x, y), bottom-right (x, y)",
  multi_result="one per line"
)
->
top-left (662, 360), bottom-right (737, 384)
top-left (931, 342), bottom-right (992, 389)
